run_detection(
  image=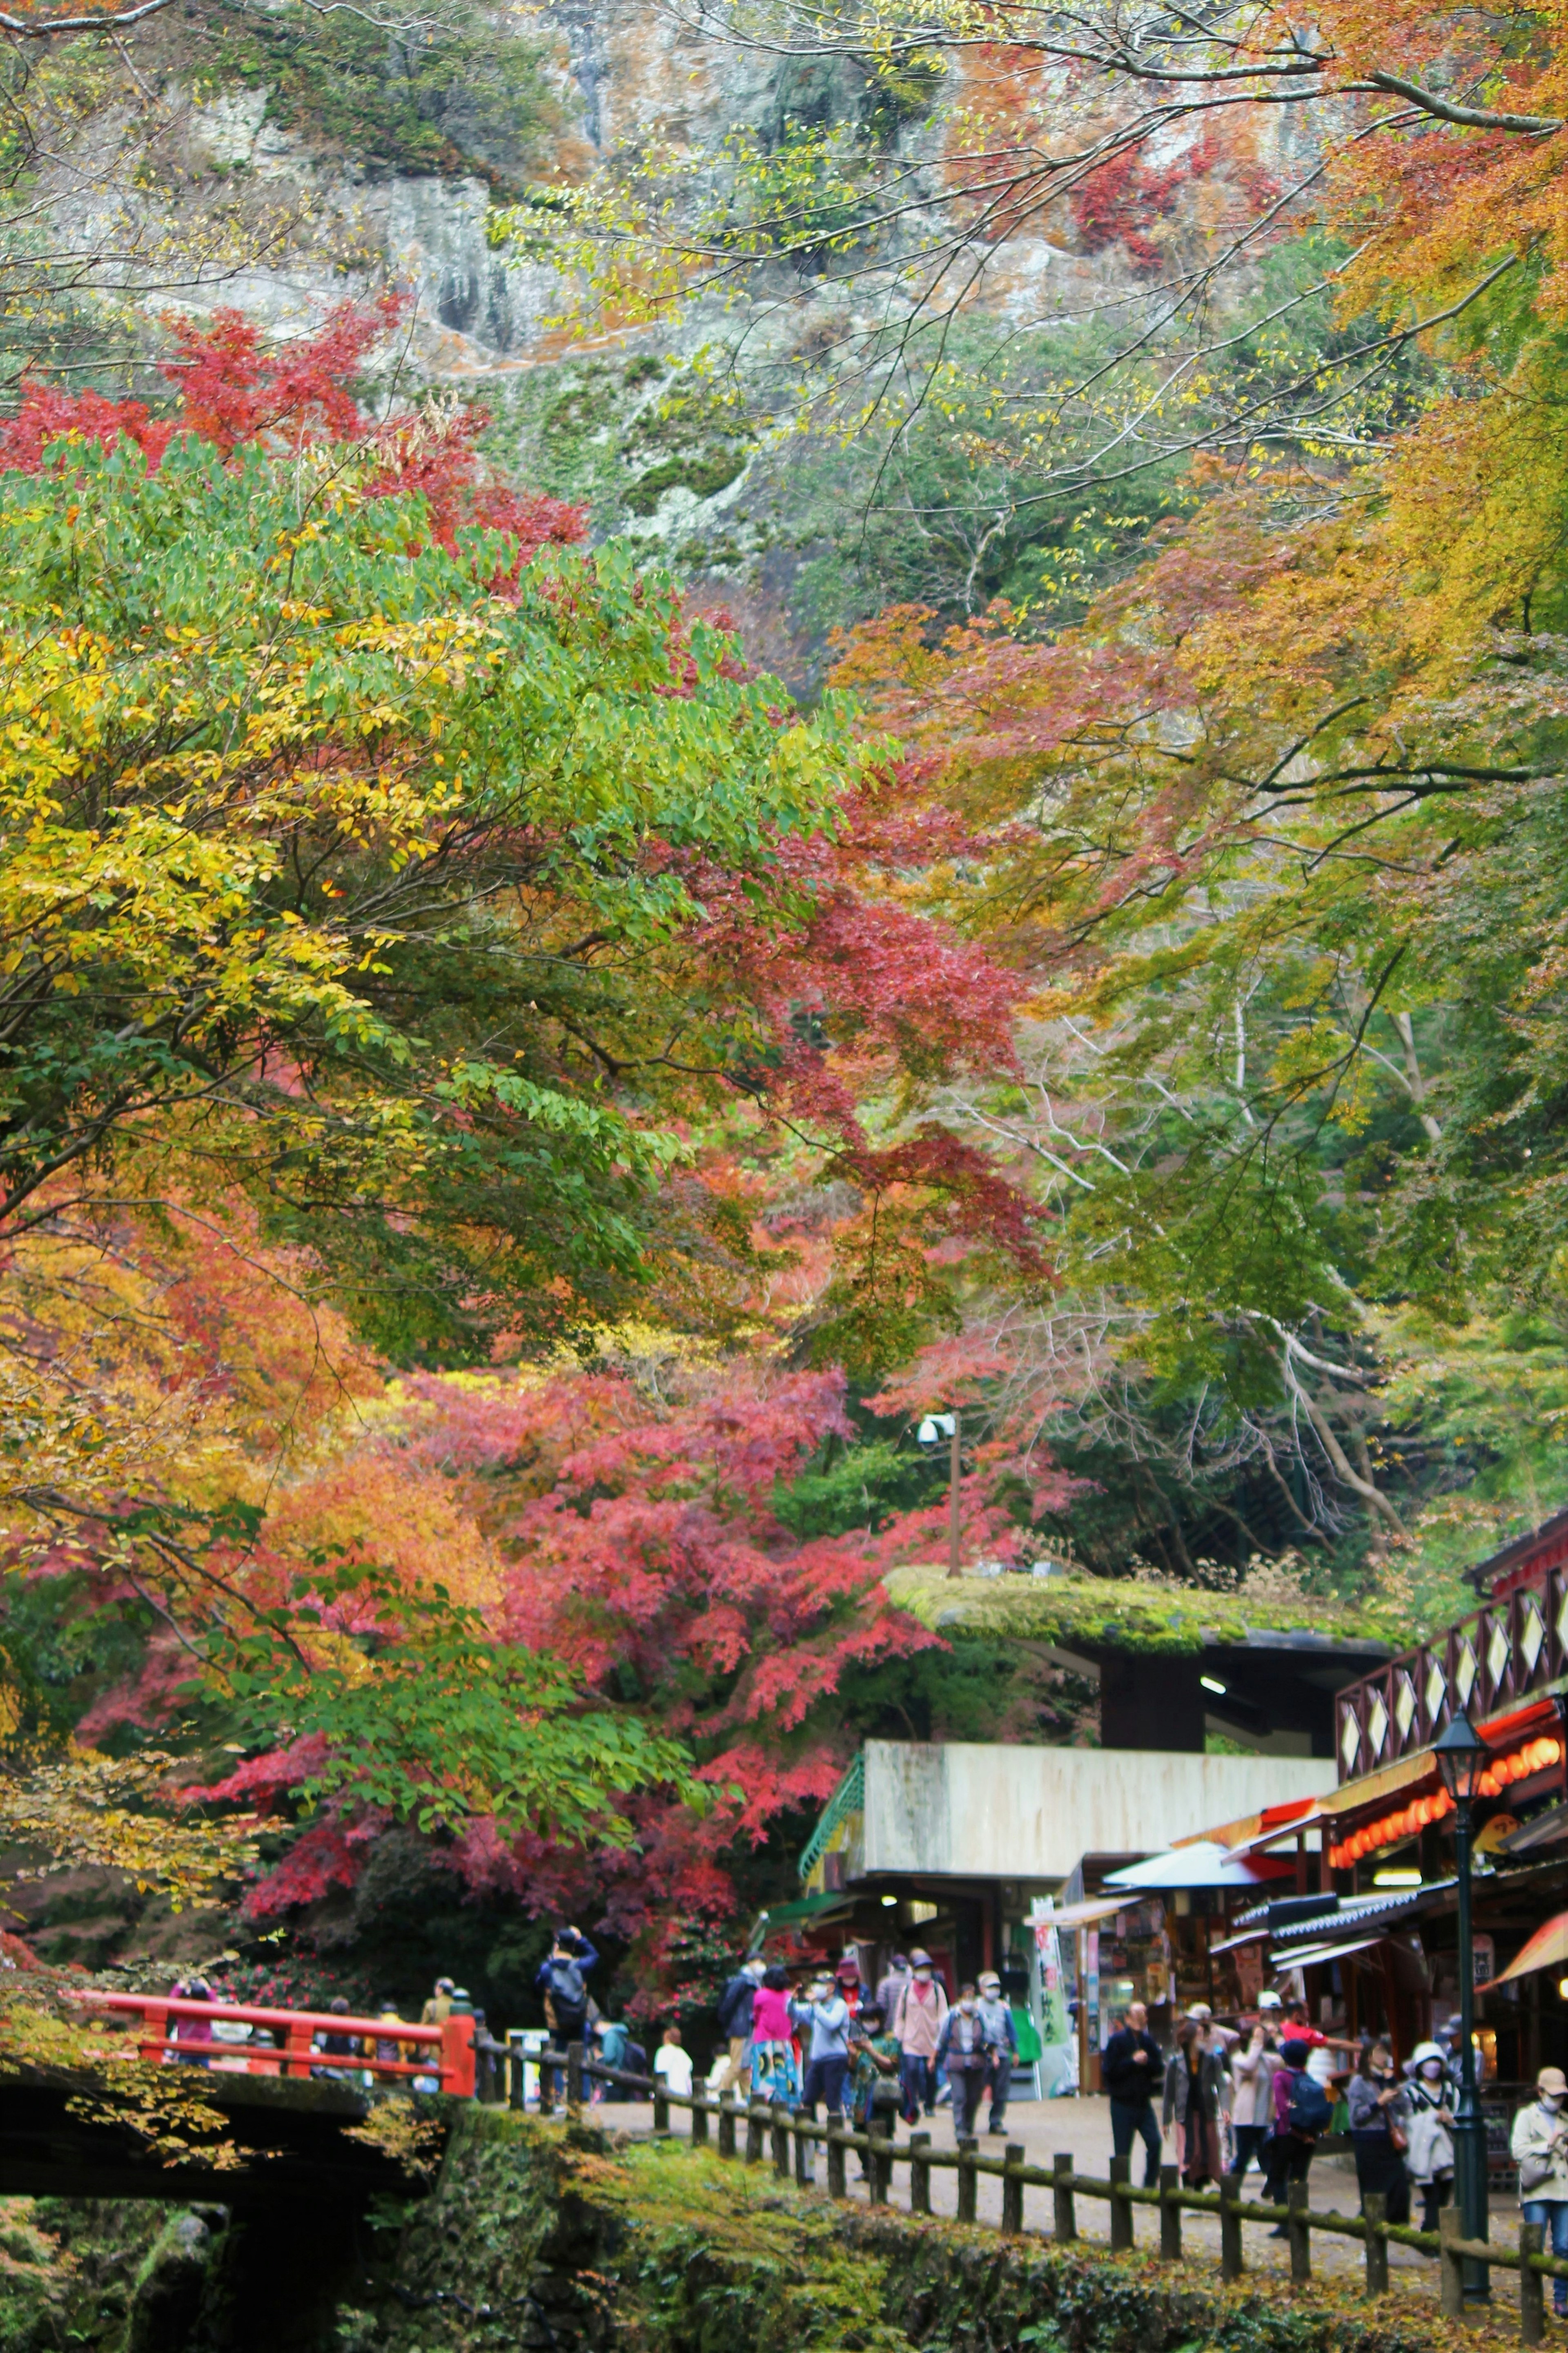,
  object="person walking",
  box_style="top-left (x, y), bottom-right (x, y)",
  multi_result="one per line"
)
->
top-left (536, 1924), bottom-right (598, 2110)
top-left (654, 2026), bottom-right (694, 2103)
top-left (421, 1976), bottom-right (456, 2026)
top-left (934, 1986), bottom-right (994, 2141)
top-left (834, 1953), bottom-right (864, 2022)
top-left (716, 1956), bottom-right (765, 2096)
top-left (791, 1971), bottom-right (854, 2124)
top-left (1102, 2001), bottom-right (1164, 2187)
top-left (168, 1979), bottom-right (214, 2068)
top-left (1163, 2017), bottom-right (1226, 2189)
top-left (1513, 2065), bottom-right (1568, 2318)
top-left (311, 1995), bottom-right (360, 2082)
top-left (751, 1963), bottom-right (800, 2108)
top-left (591, 2016), bottom-right (631, 2102)
top-left (1403, 2041), bottom-right (1455, 2233)
top-left (849, 2002), bottom-right (901, 2137)
top-left (1229, 2011), bottom-right (1283, 2182)
top-left (891, 1950), bottom-right (948, 2123)
top-left (1347, 2041), bottom-right (1411, 2225)
top-left (976, 1972), bottom-right (1016, 2134)
top-left (1262, 2036), bottom-right (1334, 2227)
top-left (876, 1952), bottom-right (912, 2024)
